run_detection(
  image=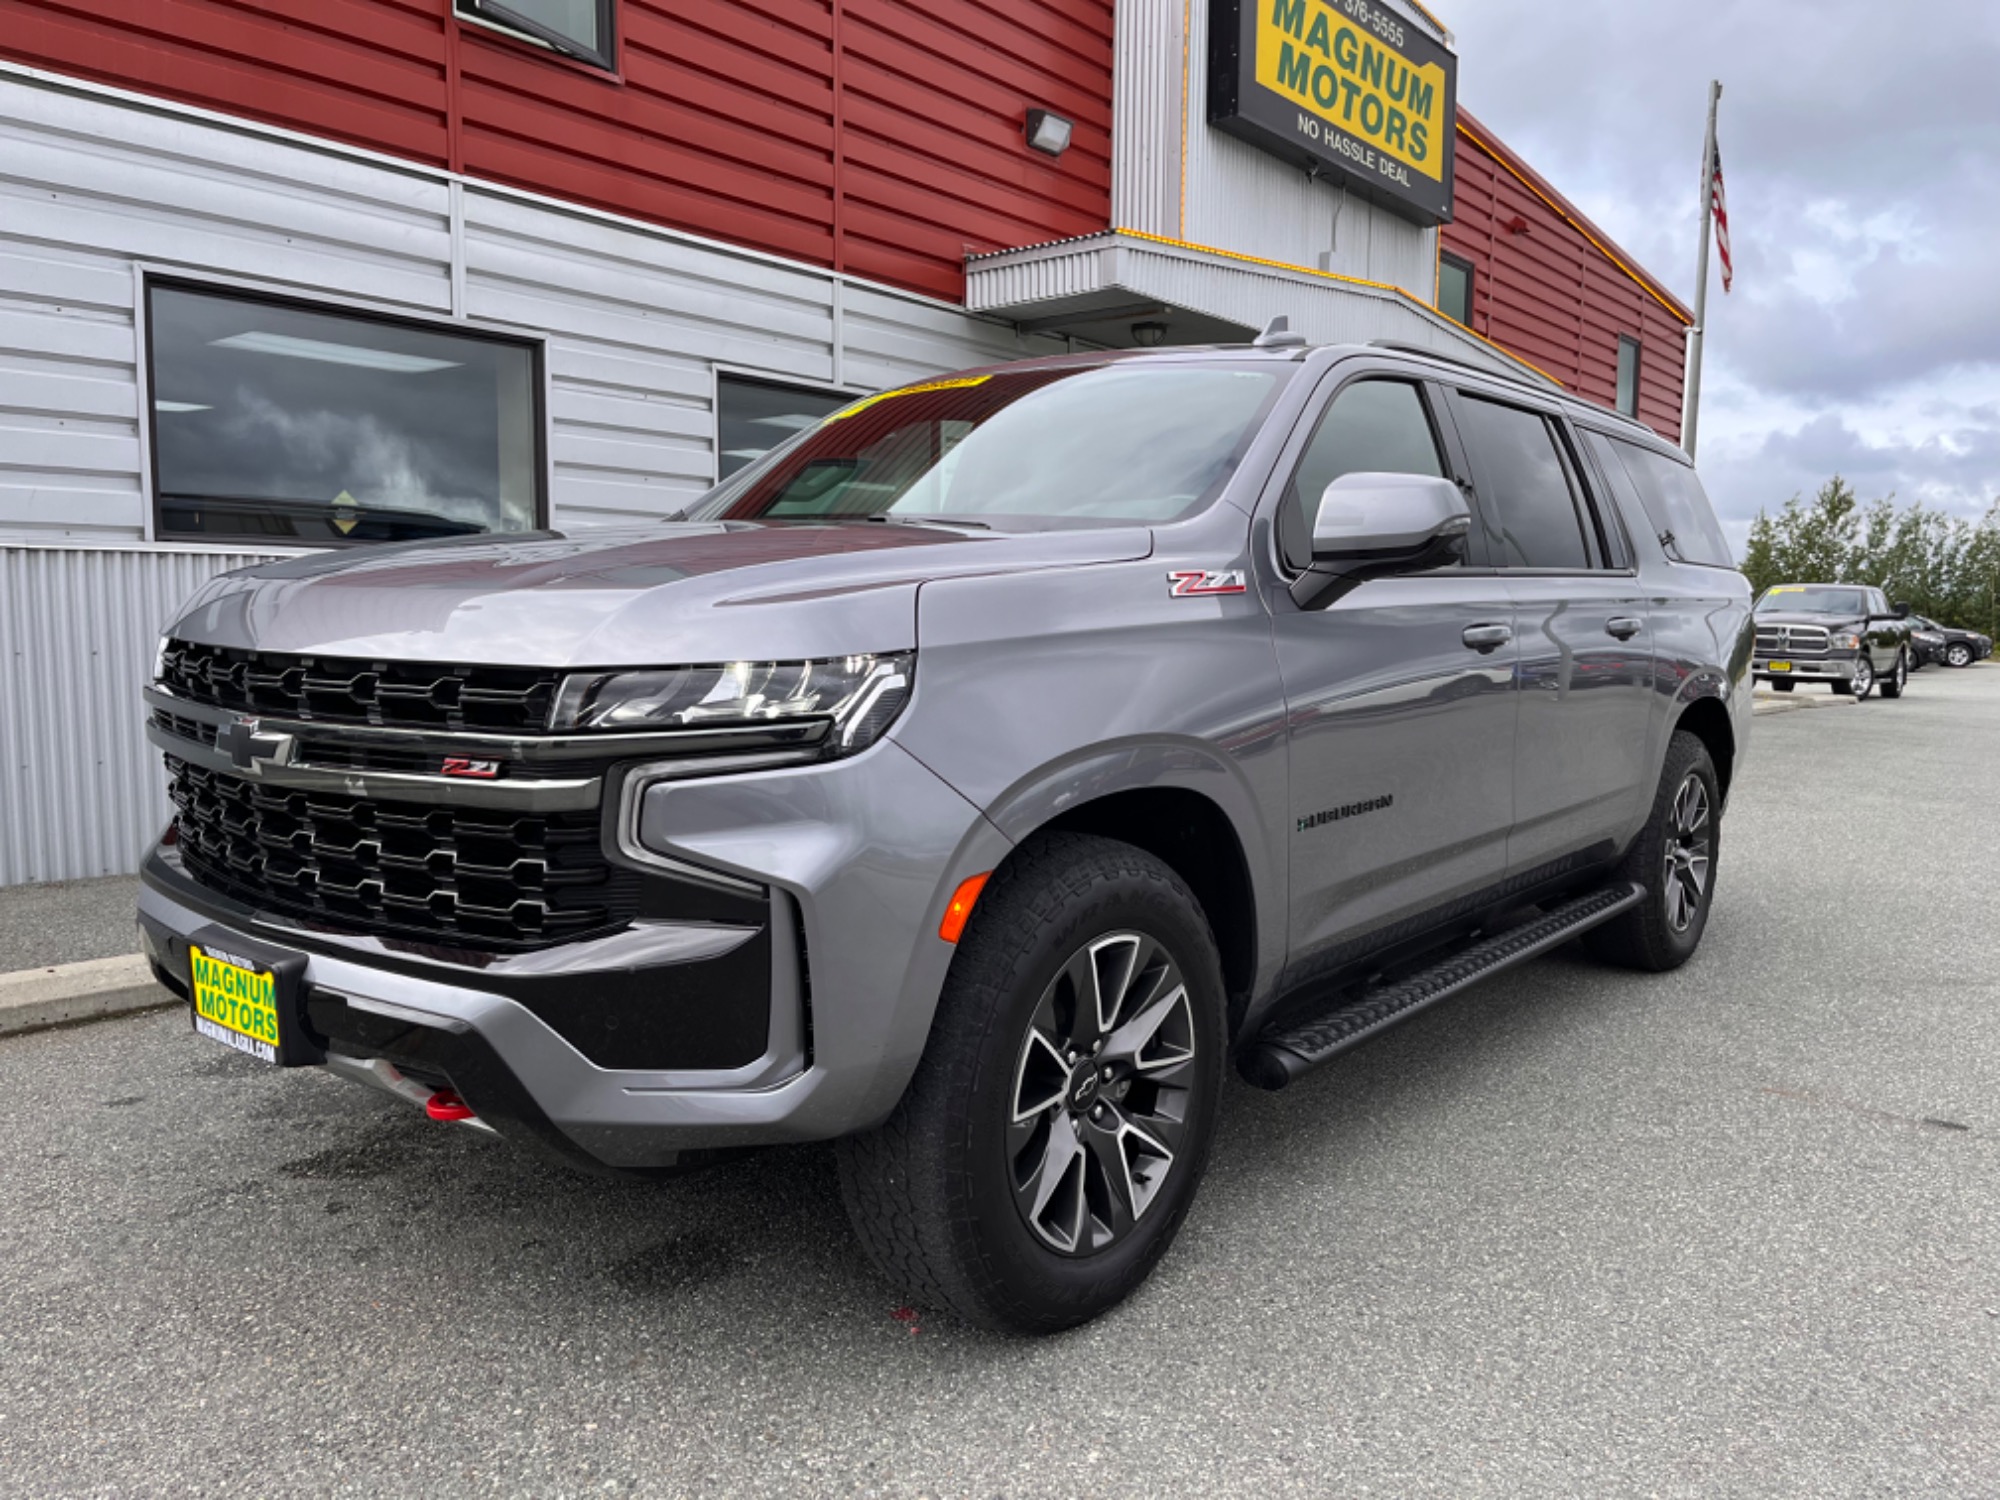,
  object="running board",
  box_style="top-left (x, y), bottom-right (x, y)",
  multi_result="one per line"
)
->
top-left (1240, 882), bottom-right (1647, 1091)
